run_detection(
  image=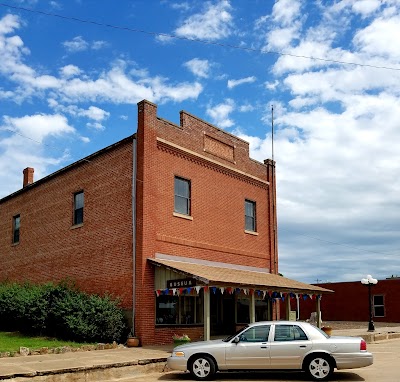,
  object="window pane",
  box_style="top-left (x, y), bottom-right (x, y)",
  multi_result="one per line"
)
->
top-left (13, 215), bottom-right (20, 243)
top-left (374, 306), bottom-right (385, 317)
top-left (175, 177), bottom-right (189, 198)
top-left (74, 192), bottom-right (84, 209)
top-left (240, 326), bottom-right (270, 342)
top-left (245, 200), bottom-right (256, 231)
top-left (374, 295), bottom-right (384, 305)
top-left (174, 177), bottom-right (190, 215)
top-left (74, 192), bottom-right (84, 225)
top-left (237, 298), bottom-right (250, 323)
top-left (74, 208), bottom-right (83, 225)
top-left (156, 296), bottom-right (178, 324)
top-left (274, 325), bottom-right (295, 341)
top-left (245, 201), bottom-right (254, 217)
top-left (175, 196), bottom-right (189, 215)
